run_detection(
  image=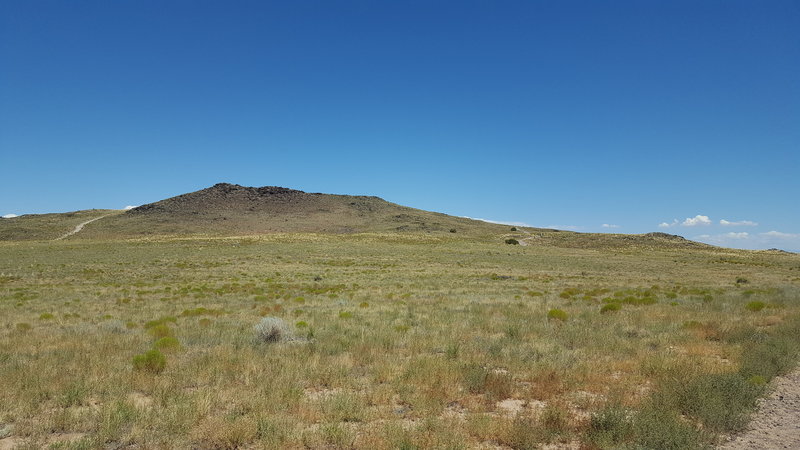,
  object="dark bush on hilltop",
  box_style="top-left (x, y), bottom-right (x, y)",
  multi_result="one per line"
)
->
top-left (505, 238), bottom-right (519, 245)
